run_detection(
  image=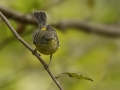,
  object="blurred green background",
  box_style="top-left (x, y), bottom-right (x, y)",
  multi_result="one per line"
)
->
top-left (0, 0), bottom-right (120, 90)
